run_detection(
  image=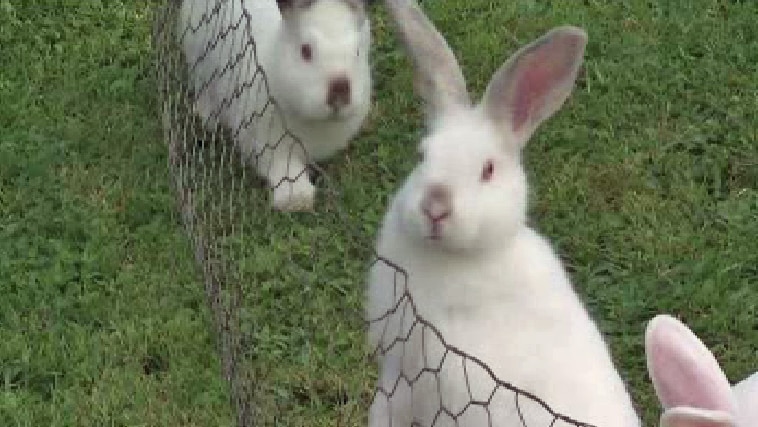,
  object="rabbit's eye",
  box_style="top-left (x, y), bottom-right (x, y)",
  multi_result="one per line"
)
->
top-left (481, 160), bottom-right (494, 182)
top-left (417, 151), bottom-right (424, 162)
top-left (301, 44), bottom-right (313, 62)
